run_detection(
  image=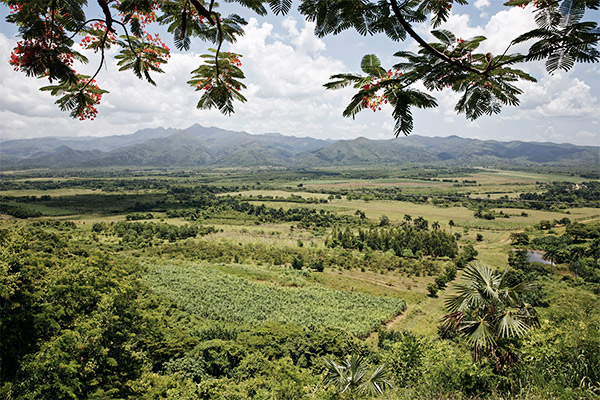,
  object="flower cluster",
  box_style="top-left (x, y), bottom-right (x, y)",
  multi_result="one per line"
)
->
top-left (426, 0), bottom-right (453, 11)
top-left (222, 79), bottom-right (242, 93)
top-left (187, 6), bottom-right (207, 24)
top-left (225, 52), bottom-right (242, 67)
top-left (76, 79), bottom-right (103, 121)
top-left (10, 39), bottom-right (74, 73)
top-left (360, 69), bottom-right (403, 112)
top-left (141, 33), bottom-right (171, 69)
top-left (196, 75), bottom-right (242, 94)
top-left (8, 4), bottom-right (23, 14)
top-left (361, 93), bottom-right (388, 112)
top-left (194, 54), bottom-right (244, 95)
top-left (114, 0), bottom-right (161, 28)
top-left (196, 78), bottom-right (214, 91)
top-left (517, 0), bottom-right (551, 8)
top-left (80, 22), bottom-right (117, 50)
